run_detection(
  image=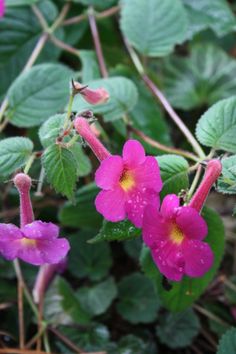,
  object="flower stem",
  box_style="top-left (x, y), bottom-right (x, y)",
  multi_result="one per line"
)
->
top-left (24, 154), bottom-right (36, 174)
top-left (187, 164), bottom-right (202, 201)
top-left (63, 93), bottom-right (75, 130)
top-left (123, 38), bottom-right (206, 159)
top-left (14, 174), bottom-right (34, 227)
top-left (88, 6), bottom-right (108, 78)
